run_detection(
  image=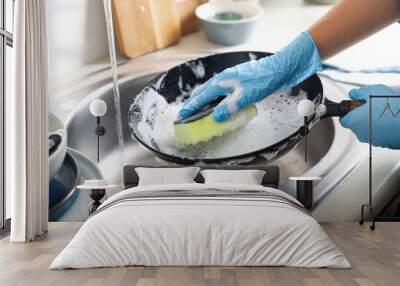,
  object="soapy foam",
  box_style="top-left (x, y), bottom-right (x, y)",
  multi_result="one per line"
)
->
top-left (215, 79), bottom-right (244, 115)
top-left (185, 61), bottom-right (206, 79)
top-left (133, 88), bottom-right (180, 150)
top-left (129, 86), bottom-right (310, 160)
top-left (248, 52), bottom-right (258, 61)
top-left (152, 73), bottom-right (167, 90)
